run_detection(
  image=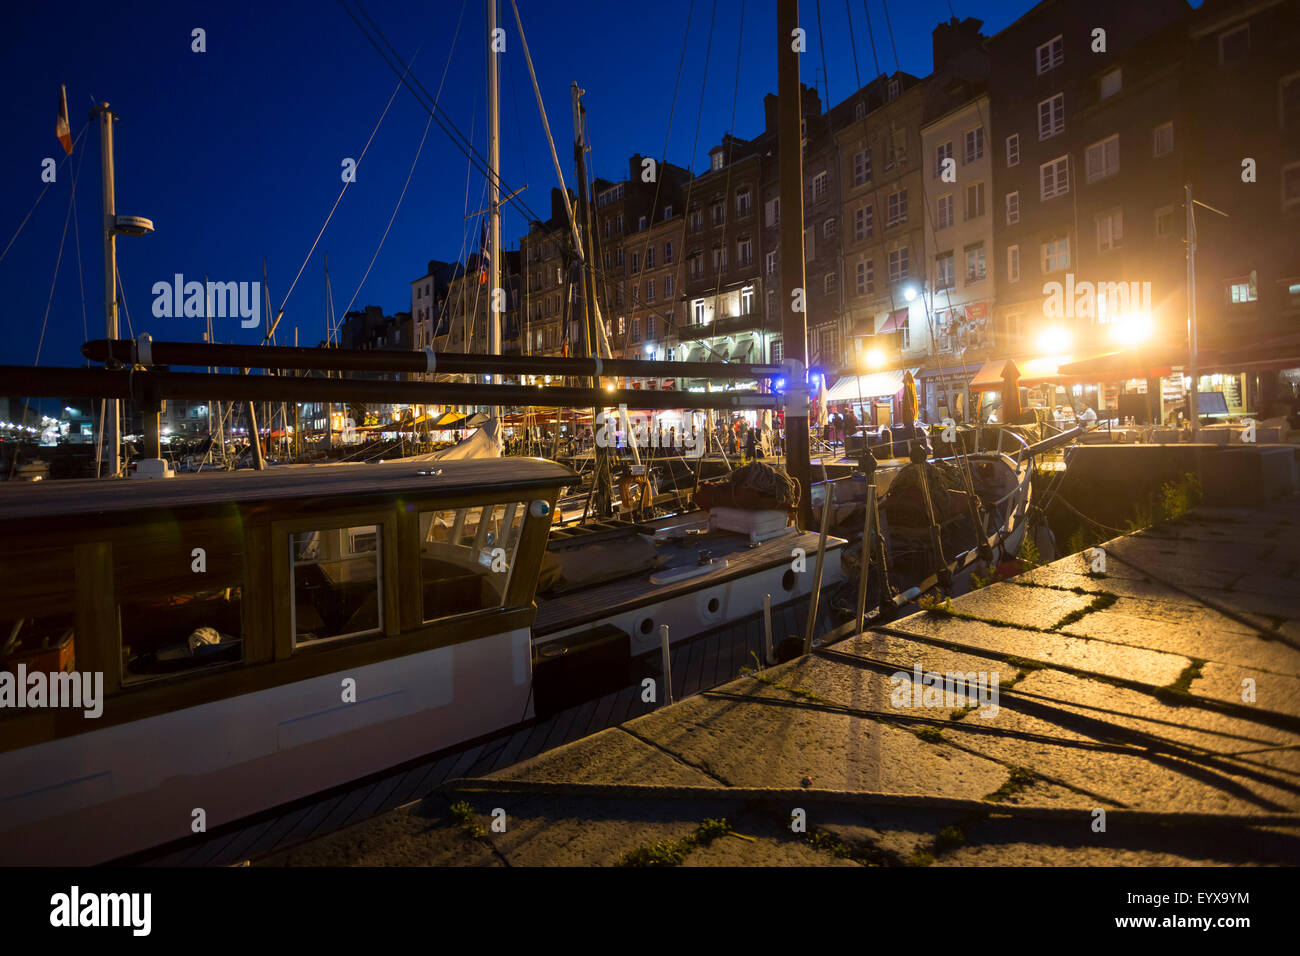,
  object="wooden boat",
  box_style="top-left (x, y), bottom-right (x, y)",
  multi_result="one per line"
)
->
top-left (0, 454), bottom-right (843, 865)
top-left (0, 458), bottom-right (568, 864)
